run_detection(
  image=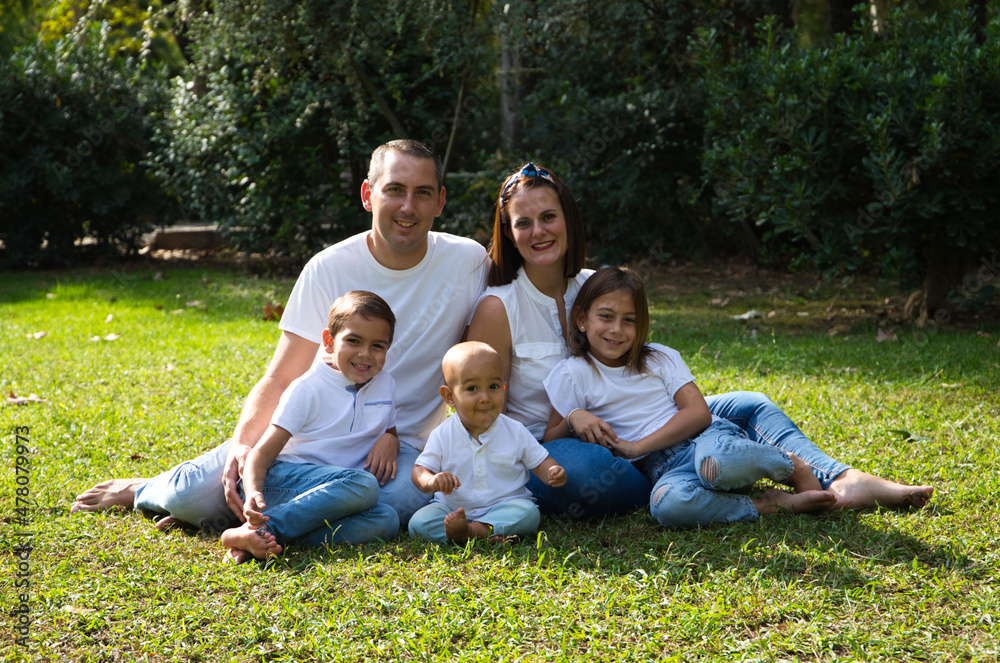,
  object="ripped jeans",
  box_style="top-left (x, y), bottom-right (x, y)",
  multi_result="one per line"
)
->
top-left (643, 419), bottom-right (794, 529)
